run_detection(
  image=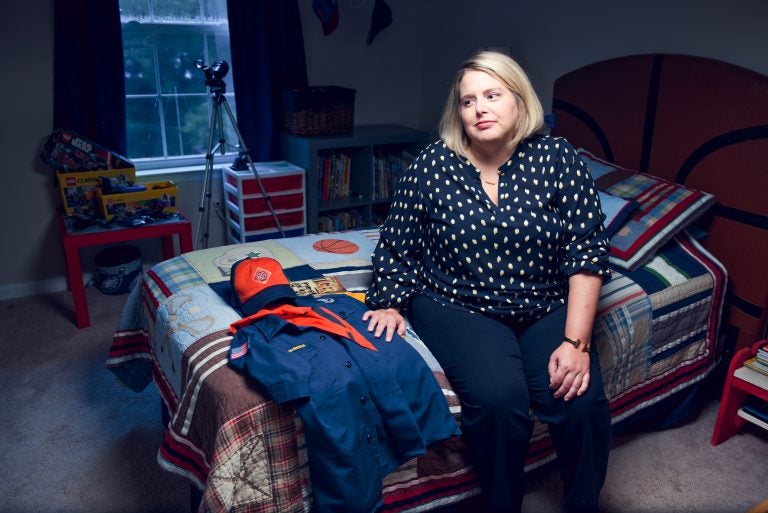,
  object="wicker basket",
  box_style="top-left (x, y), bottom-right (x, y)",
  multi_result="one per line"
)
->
top-left (283, 86), bottom-right (355, 136)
